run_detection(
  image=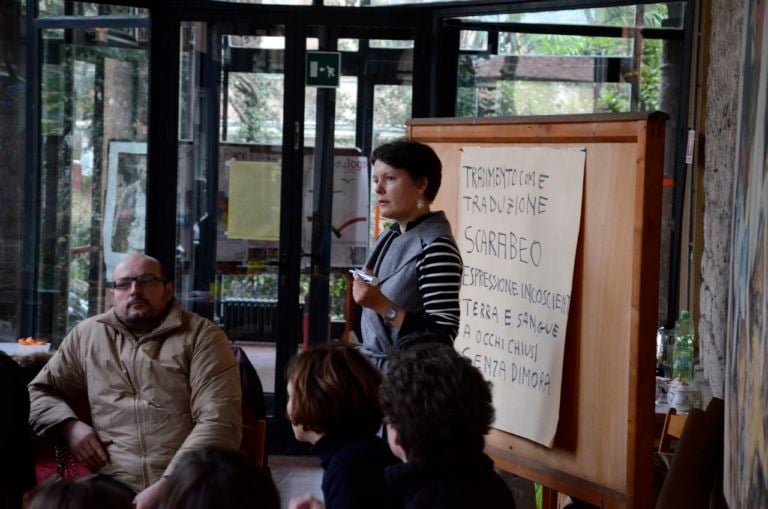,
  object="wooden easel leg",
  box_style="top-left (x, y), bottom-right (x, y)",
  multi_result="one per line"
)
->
top-left (542, 486), bottom-right (559, 509)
